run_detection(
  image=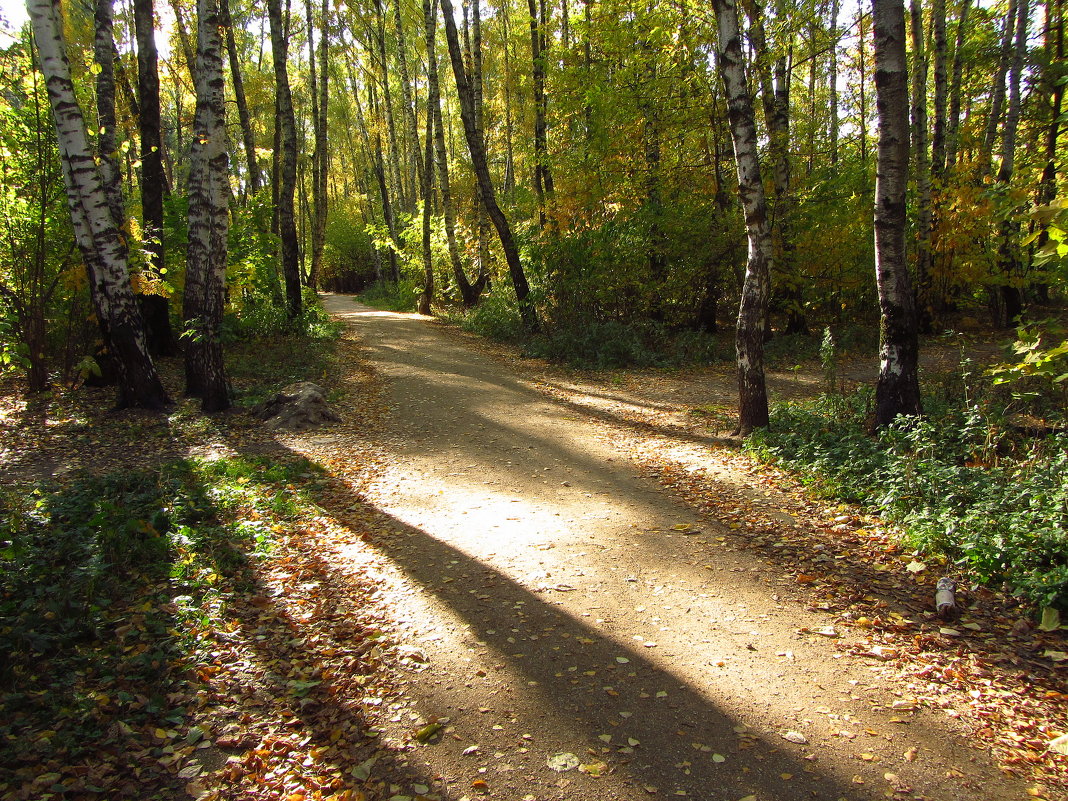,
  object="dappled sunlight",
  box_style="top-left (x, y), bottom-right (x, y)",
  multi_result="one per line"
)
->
top-left (302, 296), bottom-right (1027, 800)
